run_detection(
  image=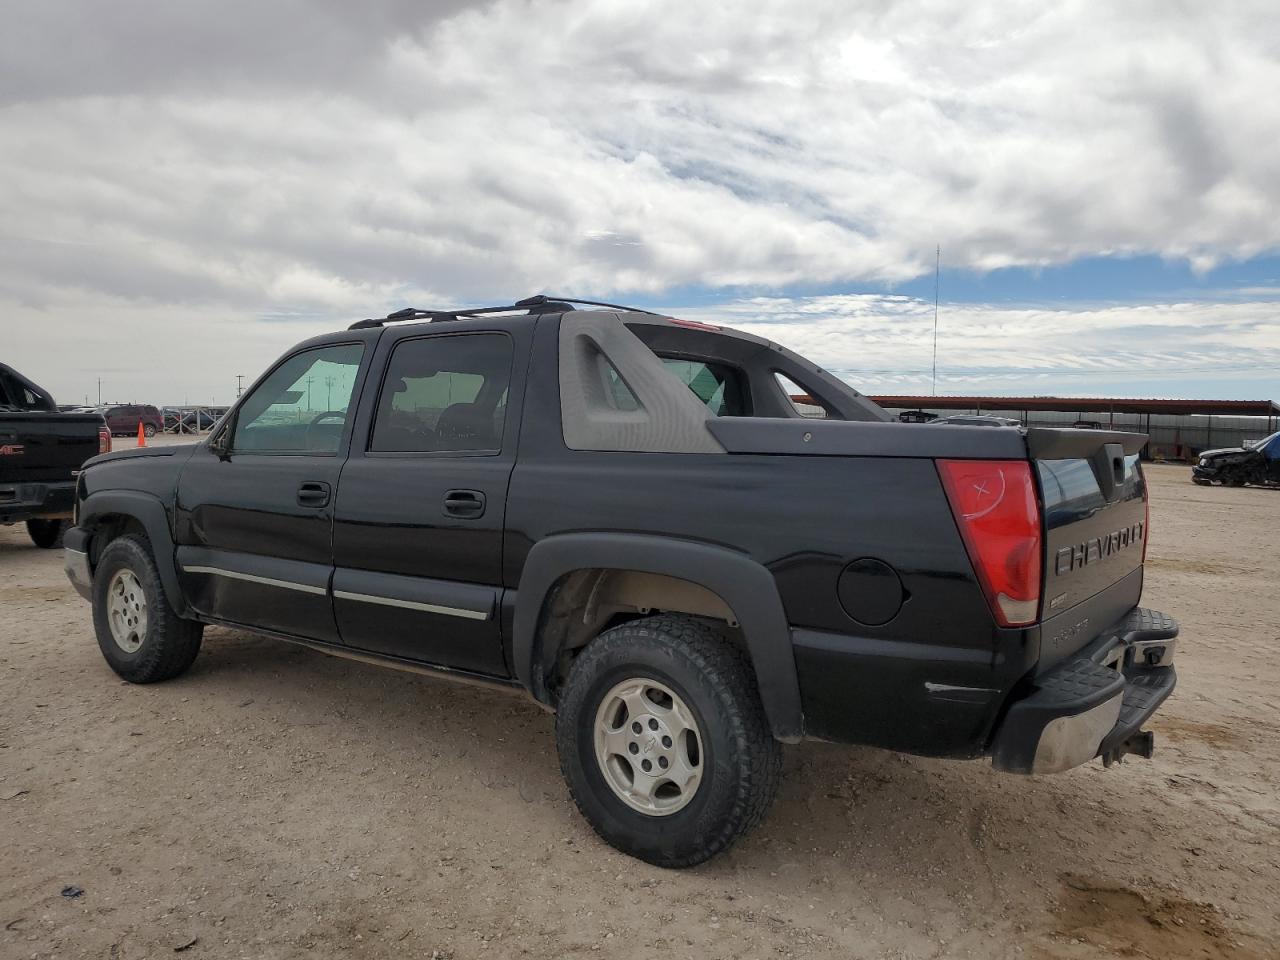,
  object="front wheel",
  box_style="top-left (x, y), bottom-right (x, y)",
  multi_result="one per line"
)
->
top-left (555, 614), bottom-right (782, 867)
top-left (26, 518), bottom-right (66, 548)
top-left (92, 534), bottom-right (202, 683)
